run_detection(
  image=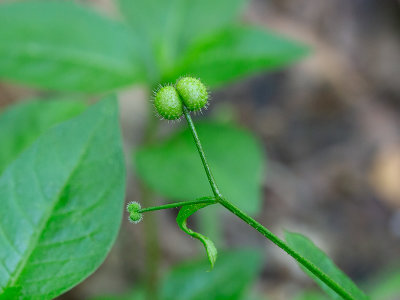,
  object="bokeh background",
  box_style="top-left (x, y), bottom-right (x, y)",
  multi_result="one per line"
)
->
top-left (1, 0), bottom-right (400, 299)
